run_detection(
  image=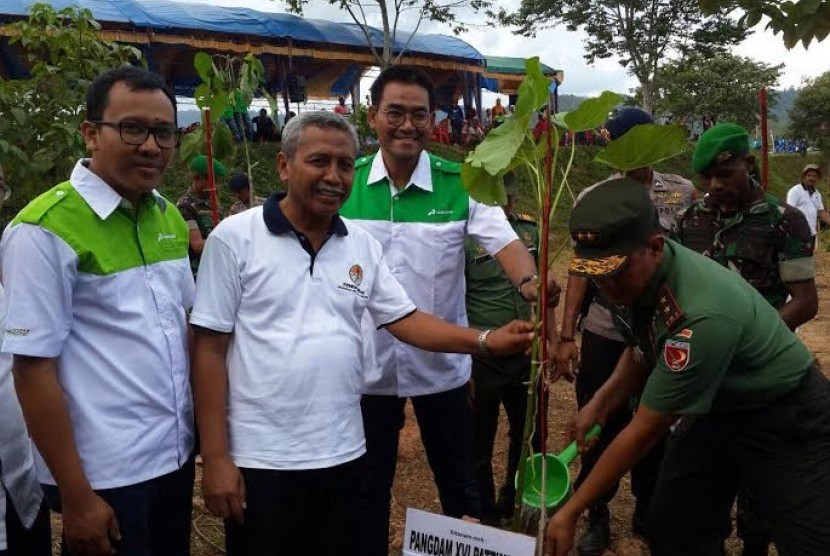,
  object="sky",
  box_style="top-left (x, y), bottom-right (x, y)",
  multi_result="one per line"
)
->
top-left (167, 0), bottom-right (830, 98)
